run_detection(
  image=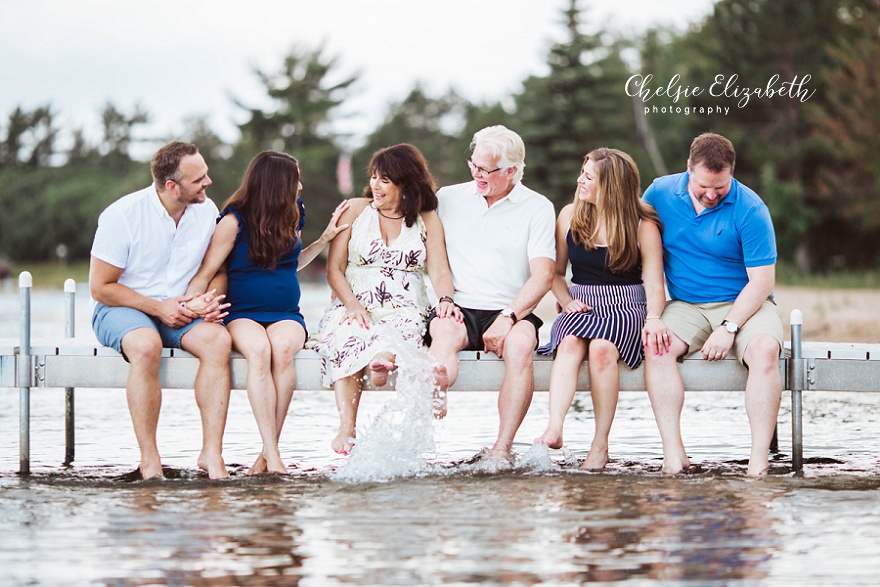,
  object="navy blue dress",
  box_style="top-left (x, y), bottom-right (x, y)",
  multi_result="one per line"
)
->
top-left (220, 200), bottom-right (307, 333)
